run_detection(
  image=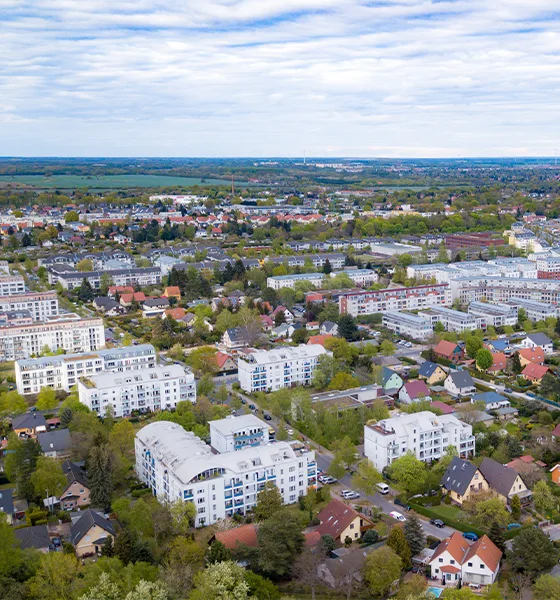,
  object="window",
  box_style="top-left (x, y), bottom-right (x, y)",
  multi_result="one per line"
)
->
top-left (450, 560), bottom-right (455, 565)
top-left (349, 523), bottom-right (354, 530)
top-left (480, 564), bottom-right (485, 569)
top-left (439, 558), bottom-right (443, 563)
top-left (467, 562), bottom-right (473, 567)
